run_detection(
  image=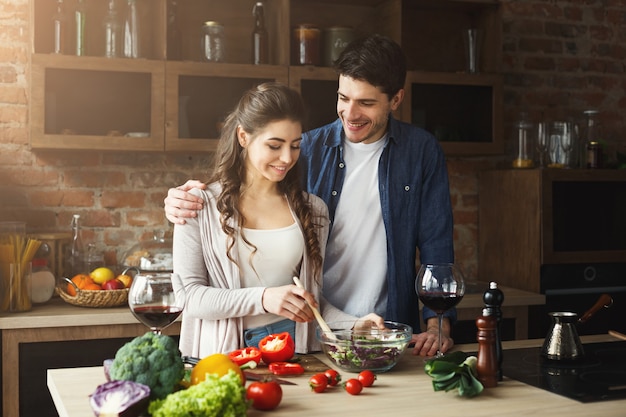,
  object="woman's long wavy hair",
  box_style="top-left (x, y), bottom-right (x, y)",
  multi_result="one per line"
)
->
top-left (209, 82), bottom-right (323, 280)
